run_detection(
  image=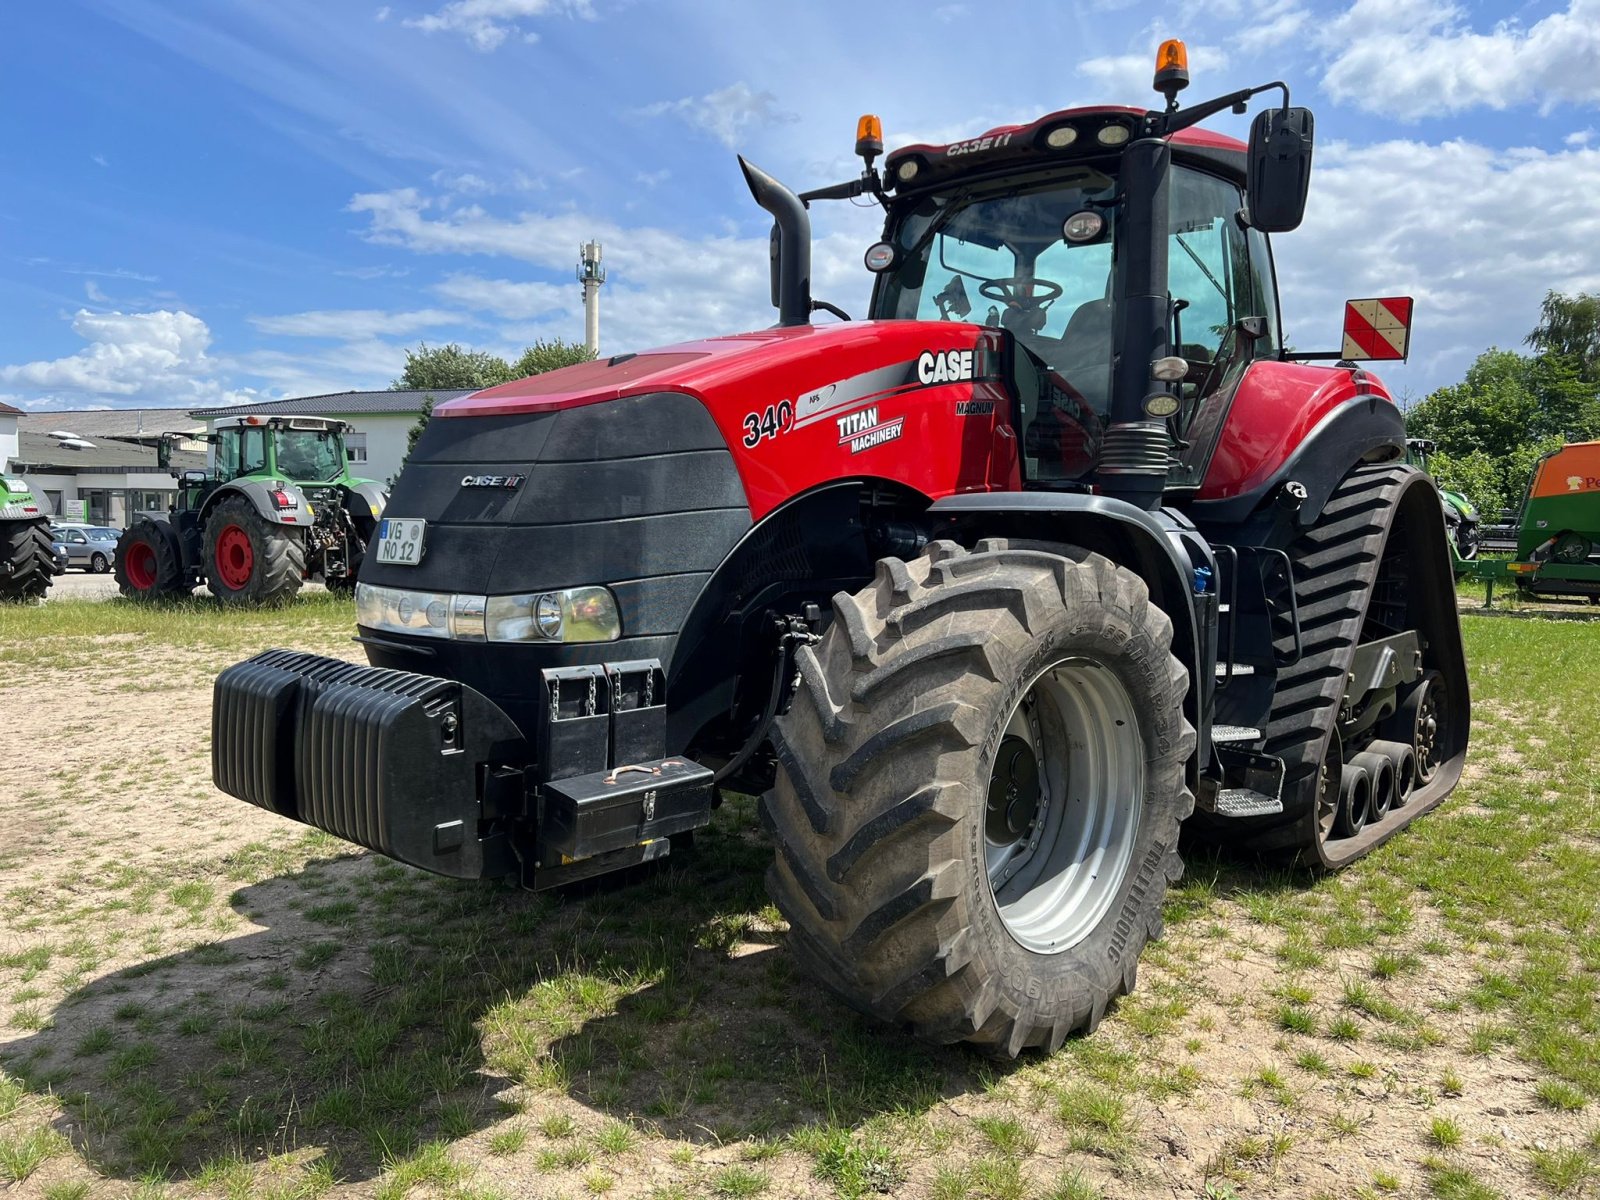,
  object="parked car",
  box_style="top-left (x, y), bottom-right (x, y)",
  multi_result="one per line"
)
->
top-left (52, 525), bottom-right (121, 573)
top-left (49, 539), bottom-right (69, 575)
